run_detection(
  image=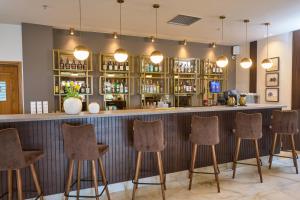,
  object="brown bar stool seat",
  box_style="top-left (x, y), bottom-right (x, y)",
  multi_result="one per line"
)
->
top-left (188, 115), bottom-right (220, 192)
top-left (232, 112), bottom-right (263, 183)
top-left (132, 120), bottom-right (166, 200)
top-left (0, 128), bottom-right (44, 200)
top-left (269, 110), bottom-right (299, 174)
top-left (62, 124), bottom-right (111, 200)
